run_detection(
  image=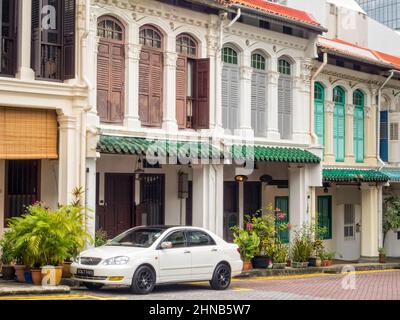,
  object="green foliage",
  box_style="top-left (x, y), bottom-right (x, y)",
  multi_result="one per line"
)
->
top-left (231, 229), bottom-right (260, 262)
top-left (0, 231), bottom-right (16, 265)
top-left (378, 247), bottom-right (386, 256)
top-left (383, 195), bottom-right (400, 246)
top-left (290, 223), bottom-right (315, 262)
top-left (95, 229), bottom-right (108, 247)
top-left (274, 244), bottom-right (289, 263)
top-left (319, 250), bottom-right (335, 260)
